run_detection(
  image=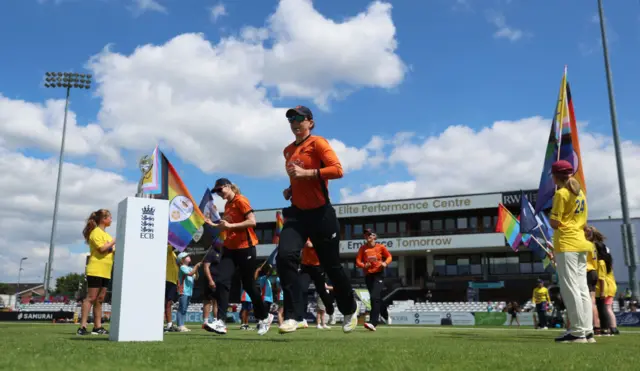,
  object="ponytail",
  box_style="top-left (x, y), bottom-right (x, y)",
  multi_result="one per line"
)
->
top-left (595, 241), bottom-right (613, 274)
top-left (82, 209), bottom-right (109, 243)
top-left (556, 175), bottom-right (581, 196)
top-left (567, 178), bottom-right (581, 196)
top-left (229, 184), bottom-right (241, 195)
